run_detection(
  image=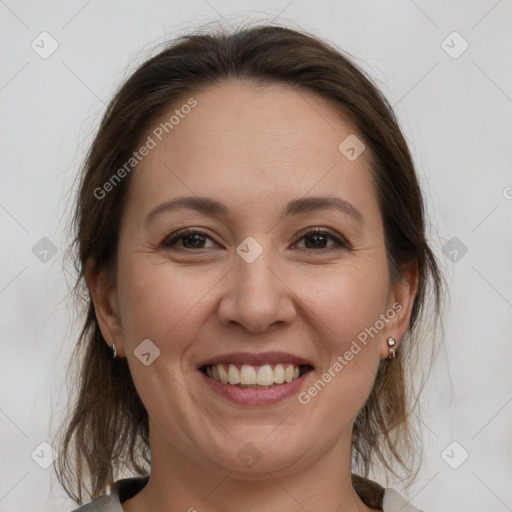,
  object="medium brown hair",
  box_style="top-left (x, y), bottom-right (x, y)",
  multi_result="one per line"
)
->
top-left (55, 23), bottom-right (443, 503)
